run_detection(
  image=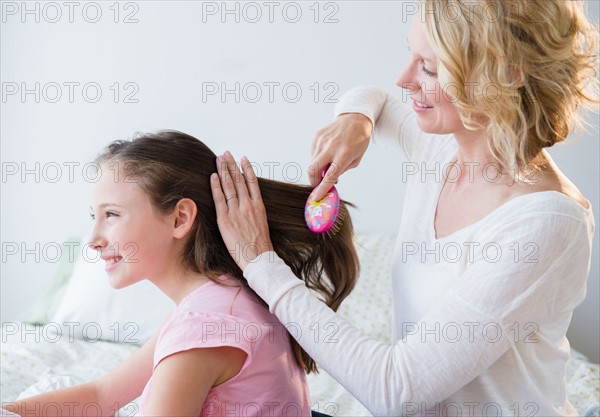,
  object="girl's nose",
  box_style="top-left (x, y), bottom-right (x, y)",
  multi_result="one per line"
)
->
top-left (87, 230), bottom-right (107, 251)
